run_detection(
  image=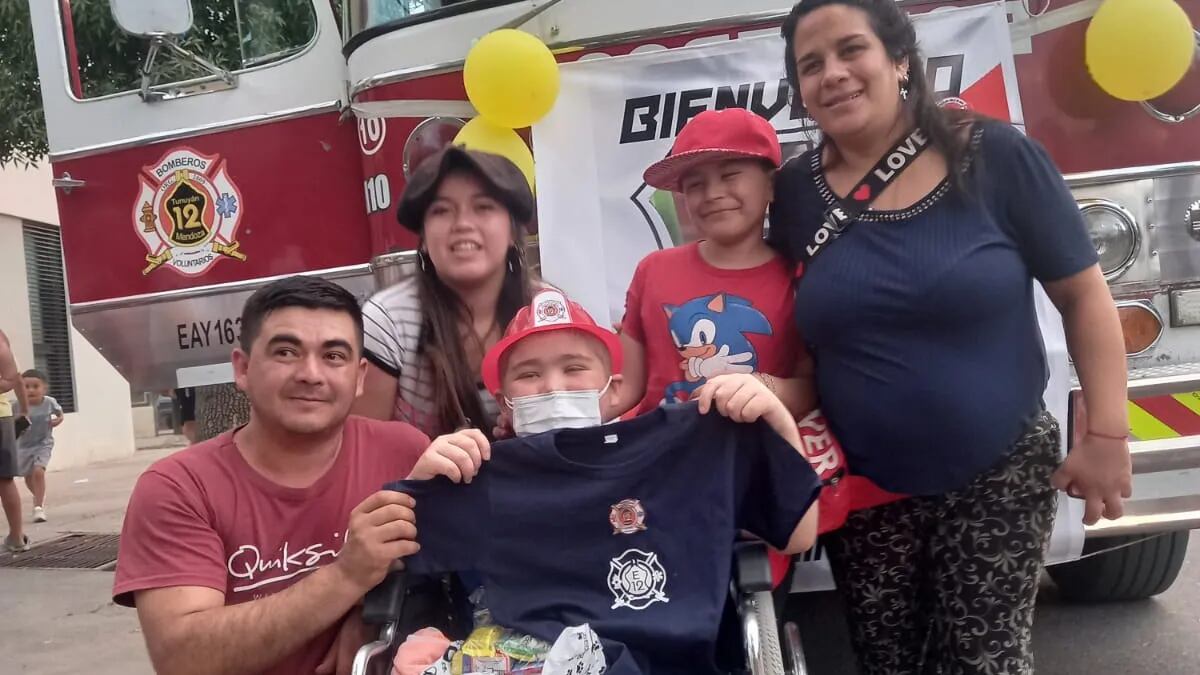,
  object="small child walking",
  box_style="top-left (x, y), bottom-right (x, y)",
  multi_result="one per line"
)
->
top-left (17, 370), bottom-right (63, 522)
